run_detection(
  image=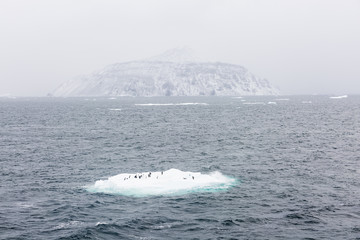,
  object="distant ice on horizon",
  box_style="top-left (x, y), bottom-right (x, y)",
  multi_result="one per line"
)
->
top-left (135, 103), bottom-right (208, 106)
top-left (330, 95), bottom-right (348, 99)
